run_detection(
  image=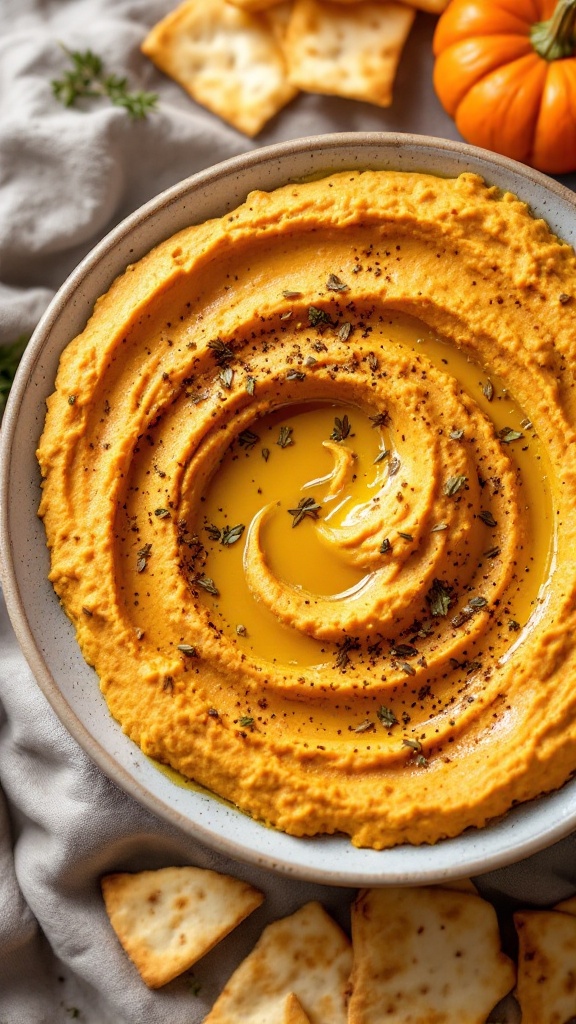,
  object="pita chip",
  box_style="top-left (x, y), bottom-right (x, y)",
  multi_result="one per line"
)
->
top-left (283, 993), bottom-right (312, 1023)
top-left (101, 866), bottom-right (264, 989)
top-left (514, 909), bottom-right (576, 1024)
top-left (141, 0), bottom-right (298, 137)
top-left (204, 901), bottom-right (351, 1023)
top-left (284, 0), bottom-right (415, 107)
top-left (348, 886), bottom-right (515, 1024)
